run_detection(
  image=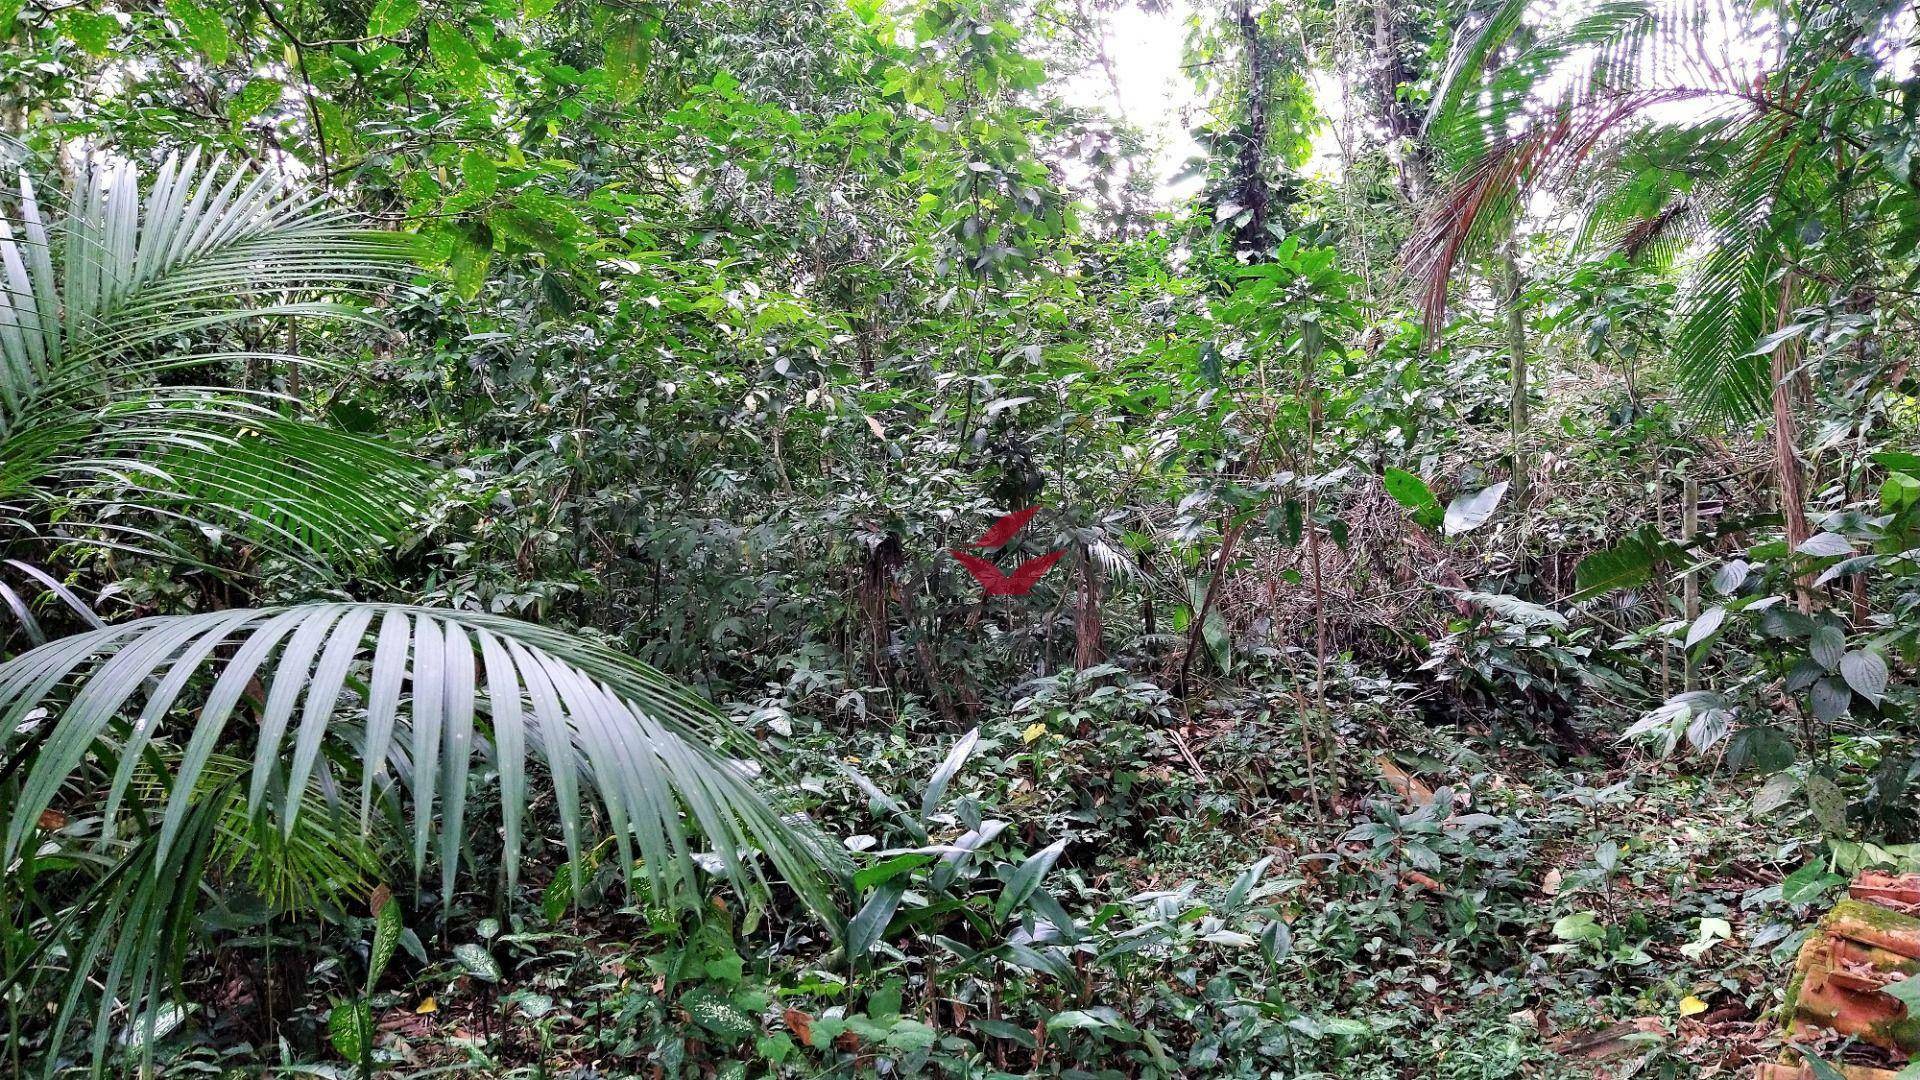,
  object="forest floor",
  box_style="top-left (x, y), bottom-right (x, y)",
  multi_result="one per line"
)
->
top-left (297, 715), bottom-right (1816, 1080)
